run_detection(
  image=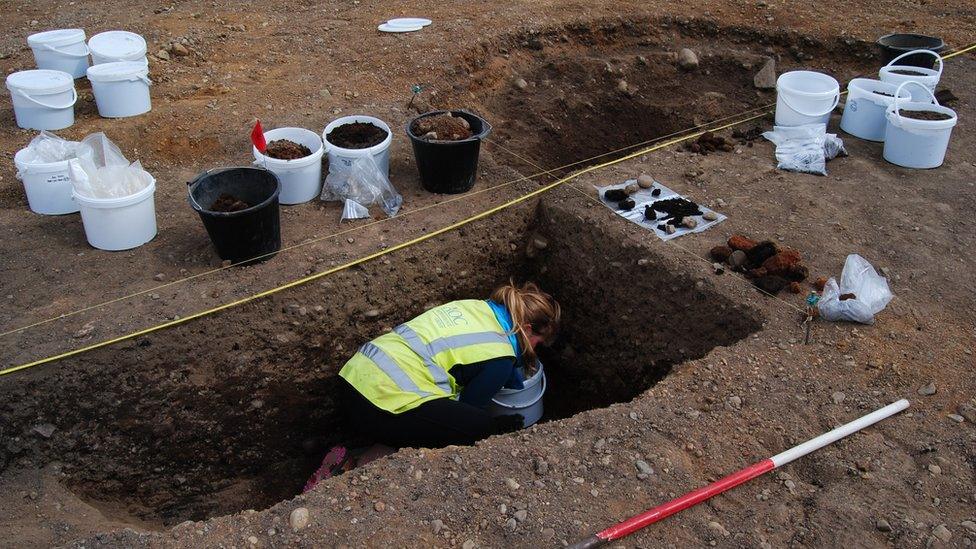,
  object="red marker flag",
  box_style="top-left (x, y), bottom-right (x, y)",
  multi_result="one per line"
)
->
top-left (251, 120), bottom-right (266, 153)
